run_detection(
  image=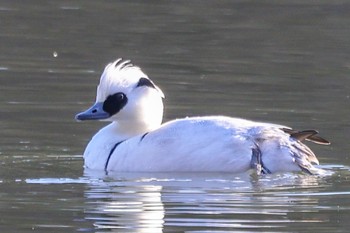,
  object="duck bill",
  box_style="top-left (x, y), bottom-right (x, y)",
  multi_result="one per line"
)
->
top-left (75, 102), bottom-right (110, 121)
